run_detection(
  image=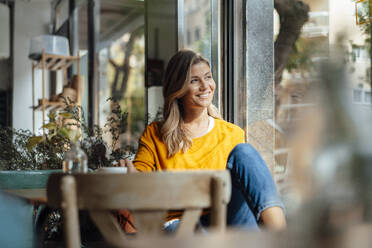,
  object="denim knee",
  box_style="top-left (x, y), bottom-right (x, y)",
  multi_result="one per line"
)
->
top-left (227, 143), bottom-right (267, 180)
top-left (230, 143), bottom-right (255, 156)
top-left (228, 143), bottom-right (262, 161)
top-left (227, 143), bottom-right (285, 222)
